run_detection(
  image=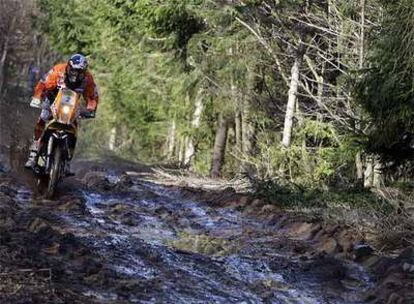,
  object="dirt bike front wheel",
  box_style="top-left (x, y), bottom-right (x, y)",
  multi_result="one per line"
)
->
top-left (45, 145), bottom-right (63, 199)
